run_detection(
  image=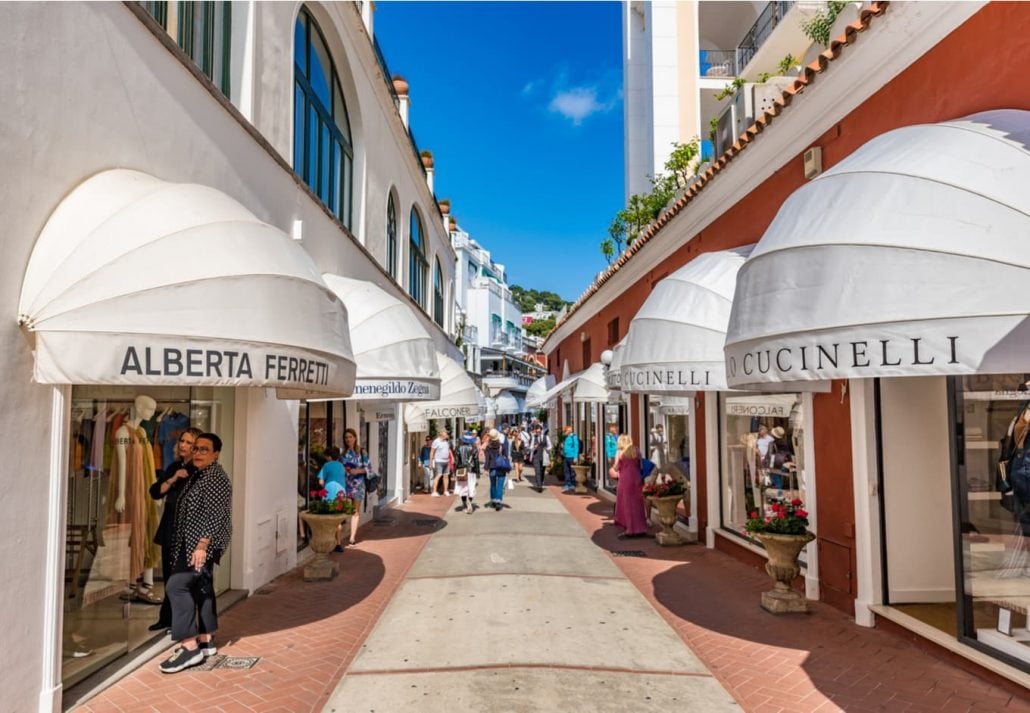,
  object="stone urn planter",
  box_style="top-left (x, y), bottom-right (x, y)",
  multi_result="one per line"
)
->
top-left (300, 511), bottom-right (349, 581)
top-left (571, 464), bottom-right (591, 494)
top-left (755, 532), bottom-right (815, 613)
top-left (651, 494), bottom-right (686, 546)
